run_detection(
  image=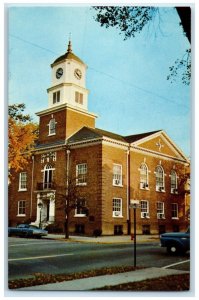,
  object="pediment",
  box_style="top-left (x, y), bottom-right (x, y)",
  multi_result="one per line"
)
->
top-left (131, 131), bottom-right (188, 161)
